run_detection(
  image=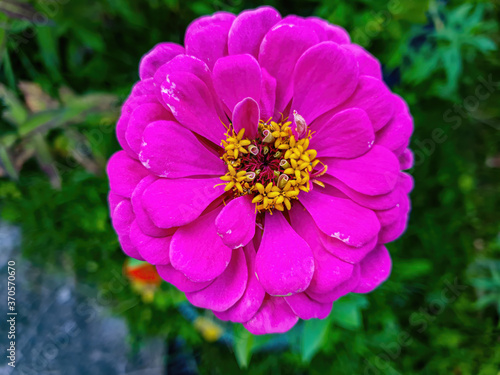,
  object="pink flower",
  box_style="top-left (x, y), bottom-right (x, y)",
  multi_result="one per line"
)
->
top-left (107, 6), bottom-right (414, 335)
